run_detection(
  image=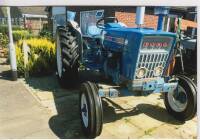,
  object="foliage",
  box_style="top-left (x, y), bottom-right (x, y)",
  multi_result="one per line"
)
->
top-left (16, 46), bottom-right (25, 74)
top-left (12, 30), bottom-right (33, 42)
top-left (0, 25), bottom-right (31, 48)
top-left (0, 25), bottom-right (22, 35)
top-left (0, 33), bottom-right (9, 48)
top-left (16, 38), bottom-right (56, 76)
top-left (39, 28), bottom-right (53, 41)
